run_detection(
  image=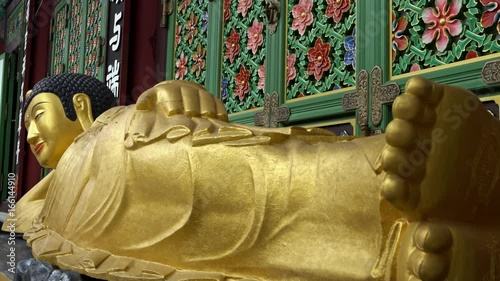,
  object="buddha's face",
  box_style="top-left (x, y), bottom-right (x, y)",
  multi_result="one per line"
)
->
top-left (24, 92), bottom-right (84, 169)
